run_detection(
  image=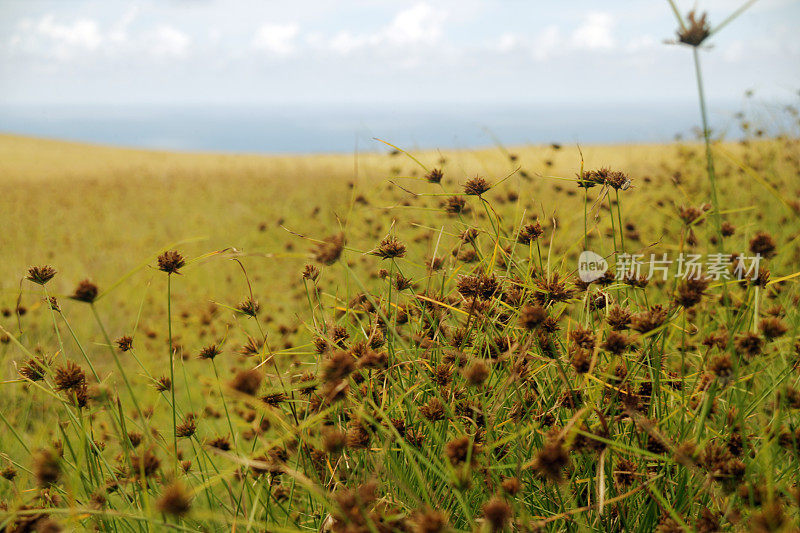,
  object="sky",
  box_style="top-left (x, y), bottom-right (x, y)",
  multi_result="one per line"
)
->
top-left (1, 0), bottom-right (799, 107)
